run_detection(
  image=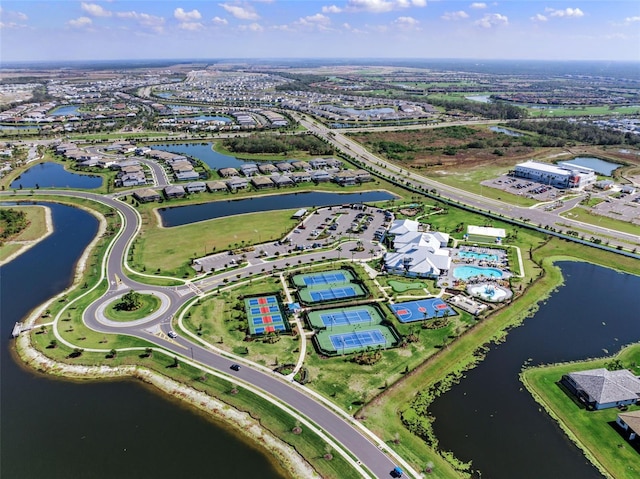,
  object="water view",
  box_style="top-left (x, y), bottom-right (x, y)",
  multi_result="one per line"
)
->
top-left (565, 156), bottom-right (622, 176)
top-left (453, 265), bottom-right (503, 280)
top-left (159, 190), bottom-right (397, 227)
top-left (431, 261), bottom-right (640, 479)
top-left (151, 142), bottom-right (245, 169)
top-left (49, 105), bottom-right (82, 116)
top-left (490, 126), bottom-right (523, 137)
top-left (465, 95), bottom-right (492, 103)
top-left (0, 202), bottom-right (287, 479)
top-left (10, 162), bottom-right (102, 189)
top-left (343, 107), bottom-right (395, 116)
